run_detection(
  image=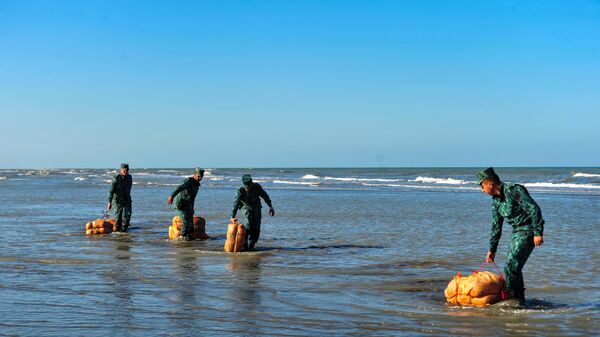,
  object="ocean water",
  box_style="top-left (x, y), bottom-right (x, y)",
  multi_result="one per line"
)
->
top-left (0, 167), bottom-right (598, 336)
